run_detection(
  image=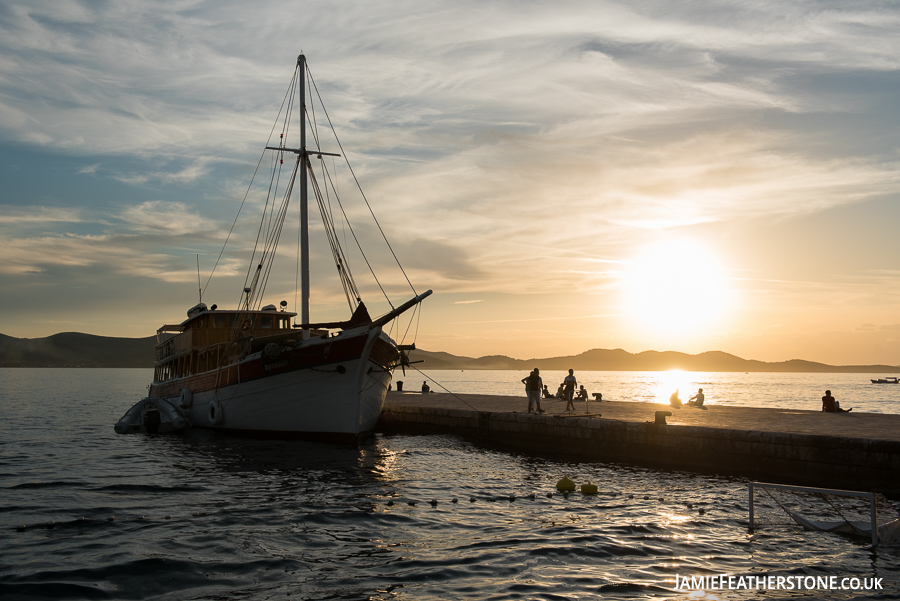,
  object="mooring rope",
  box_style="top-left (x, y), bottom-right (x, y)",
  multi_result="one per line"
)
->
top-left (407, 365), bottom-right (482, 413)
